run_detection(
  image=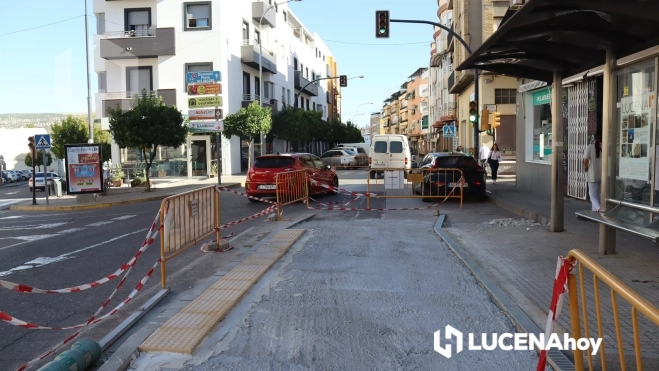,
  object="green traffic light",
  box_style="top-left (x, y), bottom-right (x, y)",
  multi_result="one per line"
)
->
top-left (470, 115), bottom-right (476, 122)
top-left (379, 28), bottom-right (386, 34)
